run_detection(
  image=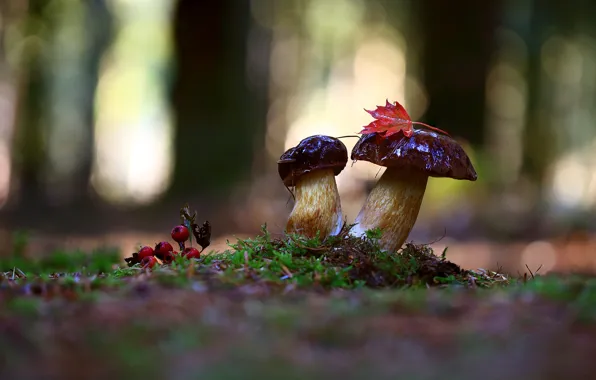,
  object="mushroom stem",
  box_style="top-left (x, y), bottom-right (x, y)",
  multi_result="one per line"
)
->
top-left (286, 169), bottom-right (343, 239)
top-left (350, 167), bottom-right (428, 252)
